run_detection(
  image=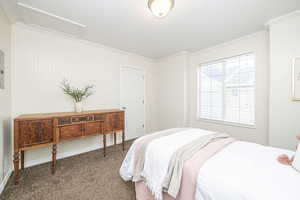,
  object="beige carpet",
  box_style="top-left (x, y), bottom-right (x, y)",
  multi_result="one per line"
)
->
top-left (0, 141), bottom-right (135, 200)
